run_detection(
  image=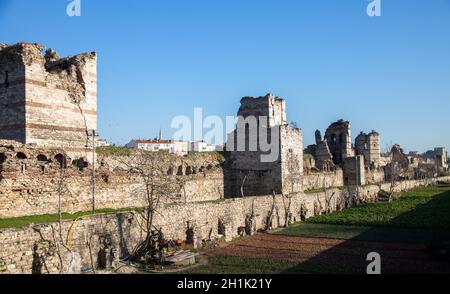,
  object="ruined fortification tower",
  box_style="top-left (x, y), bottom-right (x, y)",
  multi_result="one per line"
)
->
top-left (324, 120), bottom-right (353, 165)
top-left (355, 131), bottom-right (381, 168)
top-left (312, 130), bottom-right (335, 171)
top-left (0, 43), bottom-right (97, 160)
top-left (236, 94), bottom-right (287, 128)
top-left (226, 93), bottom-right (303, 197)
